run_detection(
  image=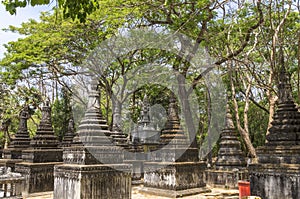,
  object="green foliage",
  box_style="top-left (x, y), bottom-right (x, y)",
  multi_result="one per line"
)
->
top-left (0, 79), bottom-right (42, 145)
top-left (0, 12), bottom-right (91, 84)
top-left (51, 87), bottom-right (72, 141)
top-left (2, 0), bottom-right (98, 23)
top-left (1, 0), bottom-right (300, 156)
top-left (58, 0), bottom-right (99, 23)
top-left (27, 111), bottom-right (40, 137)
top-left (2, 0), bottom-right (27, 15)
top-left (131, 84), bottom-right (171, 123)
top-left (247, 103), bottom-right (268, 148)
top-left (236, 101), bottom-right (268, 149)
